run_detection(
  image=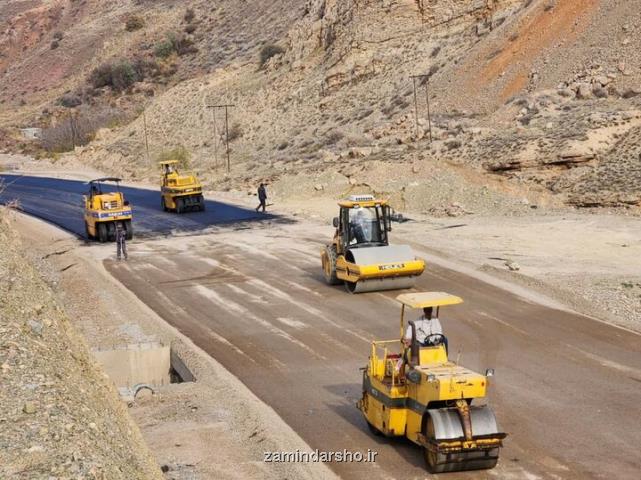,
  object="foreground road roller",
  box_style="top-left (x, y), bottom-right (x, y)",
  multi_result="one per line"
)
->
top-left (320, 194), bottom-right (425, 293)
top-left (83, 177), bottom-right (133, 242)
top-left (160, 160), bottom-right (205, 213)
top-left (357, 292), bottom-right (506, 473)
